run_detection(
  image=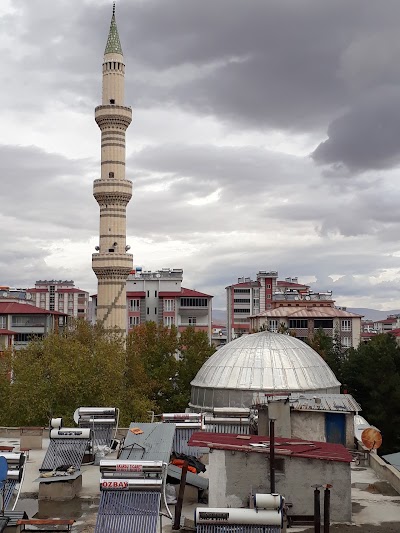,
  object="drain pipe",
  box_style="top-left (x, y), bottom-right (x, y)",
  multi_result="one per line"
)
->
top-left (323, 484), bottom-right (332, 533)
top-left (312, 484), bottom-right (322, 533)
top-left (269, 418), bottom-right (276, 494)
